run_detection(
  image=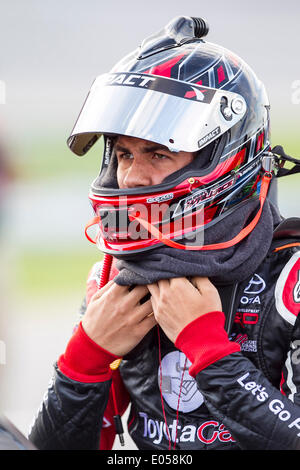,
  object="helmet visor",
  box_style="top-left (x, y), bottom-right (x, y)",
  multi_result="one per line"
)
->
top-left (67, 72), bottom-right (246, 156)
